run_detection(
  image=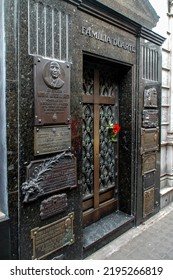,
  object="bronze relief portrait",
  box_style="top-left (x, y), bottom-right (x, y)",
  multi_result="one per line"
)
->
top-left (43, 61), bottom-right (65, 89)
